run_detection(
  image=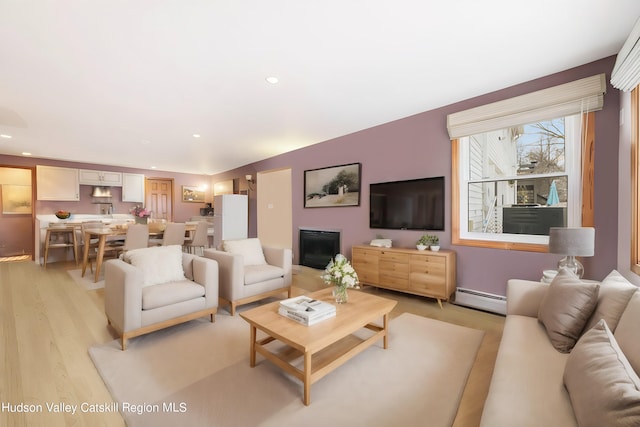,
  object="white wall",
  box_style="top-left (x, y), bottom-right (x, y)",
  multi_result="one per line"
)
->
top-left (617, 91), bottom-right (640, 285)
